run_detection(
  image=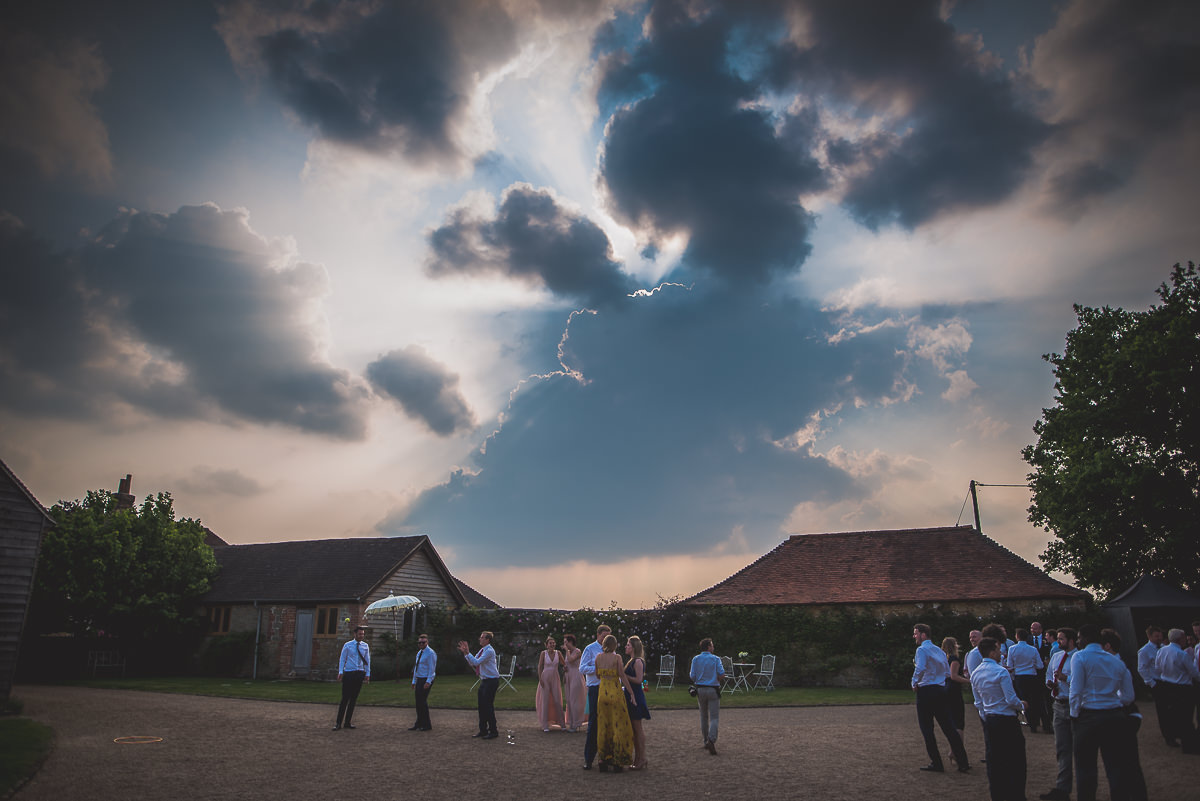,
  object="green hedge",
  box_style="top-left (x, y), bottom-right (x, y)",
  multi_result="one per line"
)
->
top-left (413, 600), bottom-right (1101, 689)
